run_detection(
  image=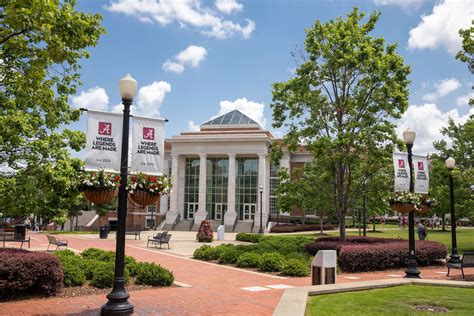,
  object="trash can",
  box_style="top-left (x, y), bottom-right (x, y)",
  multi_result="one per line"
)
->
top-left (311, 250), bottom-right (337, 285)
top-left (99, 226), bottom-right (108, 239)
top-left (15, 224), bottom-right (26, 239)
